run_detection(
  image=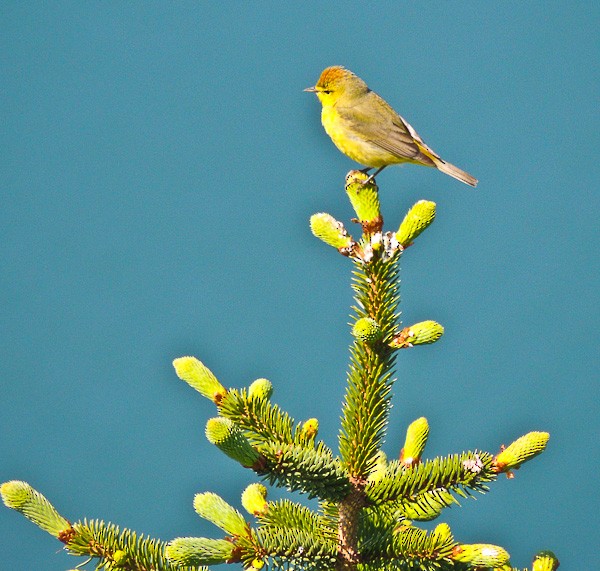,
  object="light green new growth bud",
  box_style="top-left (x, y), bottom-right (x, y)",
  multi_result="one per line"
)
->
top-left (194, 492), bottom-right (248, 537)
top-left (494, 431), bottom-right (550, 473)
top-left (248, 378), bottom-right (273, 400)
top-left (400, 417), bottom-right (430, 466)
top-left (396, 200), bottom-right (436, 246)
top-left (1, 480), bottom-right (71, 538)
top-left (451, 543), bottom-right (510, 567)
top-left (241, 483), bottom-right (268, 516)
top-left (299, 418), bottom-right (319, 440)
top-left (206, 418), bottom-right (261, 468)
top-left (352, 317), bottom-right (382, 343)
top-left (390, 321), bottom-right (444, 348)
top-left (166, 537), bottom-right (236, 566)
top-left (310, 213), bottom-right (353, 250)
top-left (173, 356), bottom-right (227, 403)
top-left (345, 170), bottom-right (382, 231)
top-left (532, 550), bottom-right (560, 571)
